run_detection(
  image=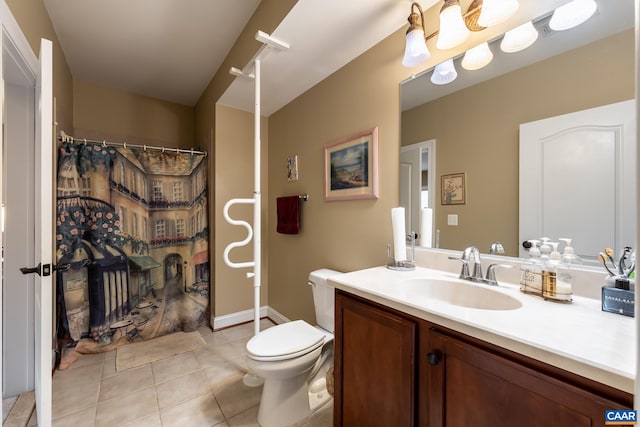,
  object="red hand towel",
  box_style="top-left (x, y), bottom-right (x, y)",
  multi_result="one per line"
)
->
top-left (277, 196), bottom-right (300, 234)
